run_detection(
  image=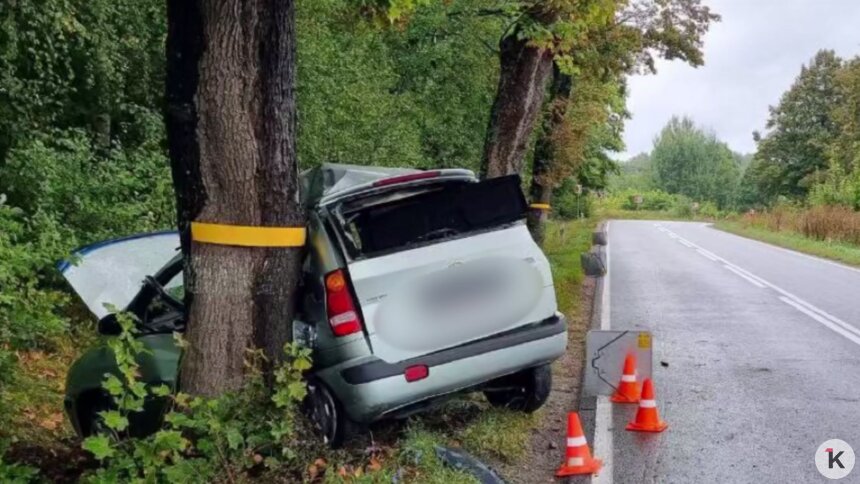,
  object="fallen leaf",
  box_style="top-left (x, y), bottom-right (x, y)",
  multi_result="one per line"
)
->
top-left (368, 456), bottom-right (382, 472)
